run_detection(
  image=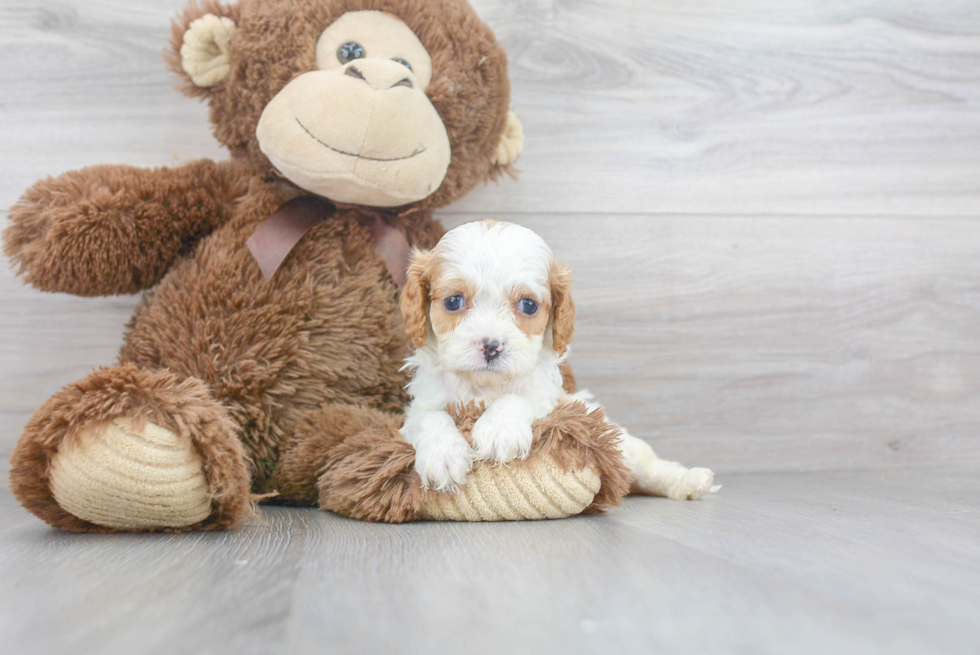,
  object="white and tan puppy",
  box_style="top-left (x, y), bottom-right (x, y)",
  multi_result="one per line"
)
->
top-left (399, 220), bottom-right (716, 499)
